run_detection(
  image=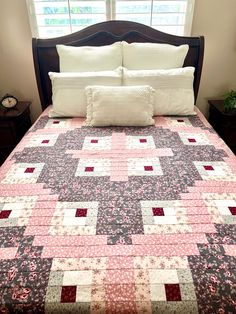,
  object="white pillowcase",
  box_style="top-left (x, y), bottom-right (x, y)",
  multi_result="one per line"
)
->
top-left (85, 85), bottom-right (155, 127)
top-left (49, 68), bottom-right (122, 118)
top-left (122, 41), bottom-right (189, 70)
top-left (57, 42), bottom-right (122, 72)
top-left (123, 67), bottom-right (195, 116)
